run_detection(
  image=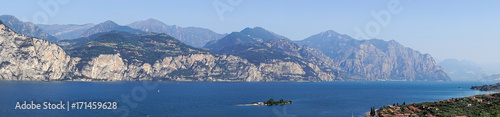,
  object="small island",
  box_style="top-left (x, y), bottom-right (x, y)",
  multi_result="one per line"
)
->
top-left (471, 82), bottom-right (500, 91)
top-left (234, 98), bottom-right (292, 106)
top-left (258, 98), bottom-right (292, 105)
